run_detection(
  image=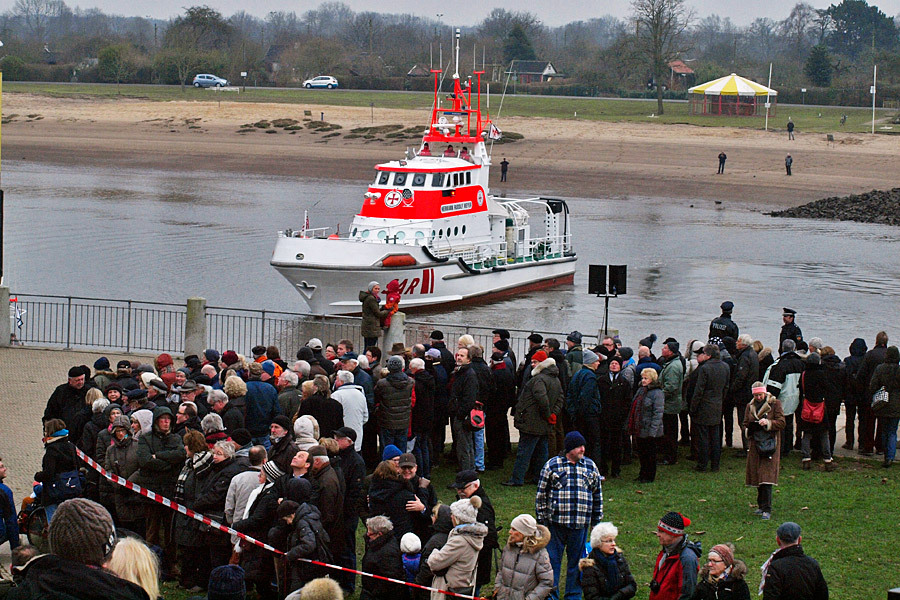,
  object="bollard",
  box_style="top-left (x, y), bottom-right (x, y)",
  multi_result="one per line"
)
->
top-left (382, 311), bottom-right (406, 358)
top-left (0, 286), bottom-right (10, 347)
top-left (184, 297), bottom-right (207, 358)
